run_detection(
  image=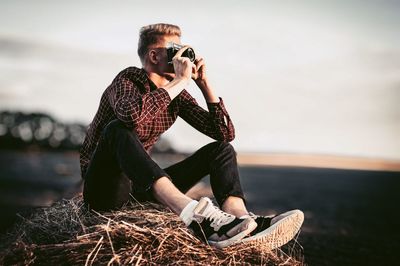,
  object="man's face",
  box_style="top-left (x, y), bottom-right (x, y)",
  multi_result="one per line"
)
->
top-left (149, 35), bottom-right (181, 80)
